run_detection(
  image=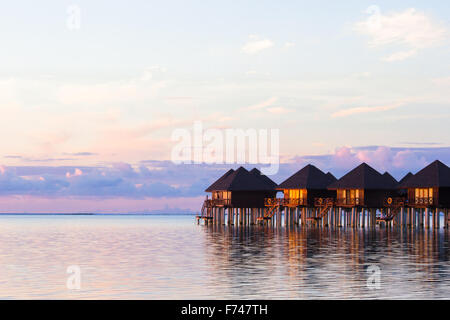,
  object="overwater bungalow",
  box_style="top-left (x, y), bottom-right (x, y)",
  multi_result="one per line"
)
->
top-left (327, 163), bottom-right (398, 208)
top-left (399, 160), bottom-right (450, 209)
top-left (276, 164), bottom-right (337, 207)
top-left (200, 167), bottom-right (277, 225)
top-left (205, 166), bottom-right (277, 208)
top-left (198, 161), bottom-right (449, 229)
